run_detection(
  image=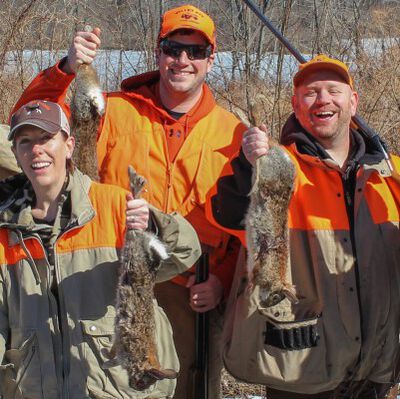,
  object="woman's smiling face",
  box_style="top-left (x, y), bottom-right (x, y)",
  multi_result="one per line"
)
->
top-left (12, 126), bottom-right (74, 194)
